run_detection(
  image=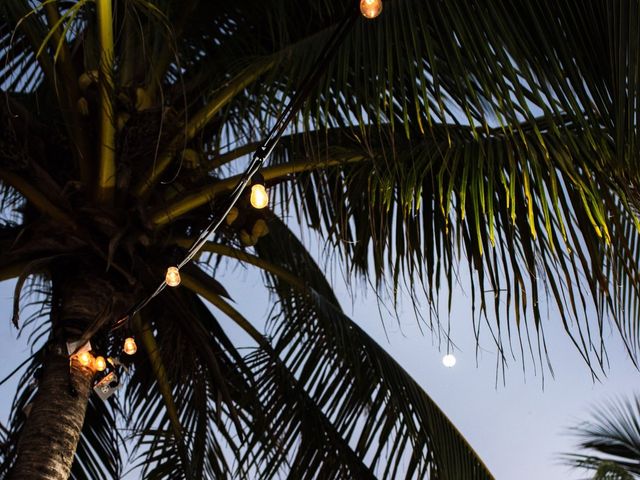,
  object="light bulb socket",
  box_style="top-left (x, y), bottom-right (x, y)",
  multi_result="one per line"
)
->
top-left (250, 172), bottom-right (265, 187)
